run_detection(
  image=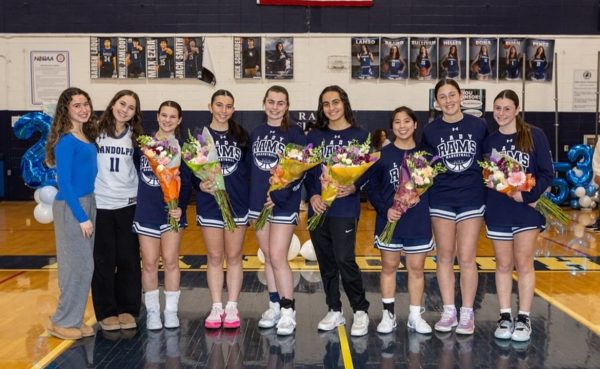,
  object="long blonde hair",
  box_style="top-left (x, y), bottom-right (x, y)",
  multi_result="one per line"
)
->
top-left (45, 87), bottom-right (96, 167)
